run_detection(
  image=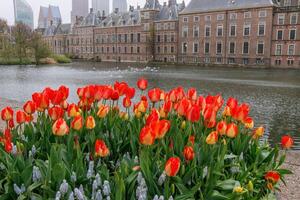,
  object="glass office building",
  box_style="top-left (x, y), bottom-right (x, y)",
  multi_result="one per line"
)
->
top-left (13, 0), bottom-right (34, 29)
